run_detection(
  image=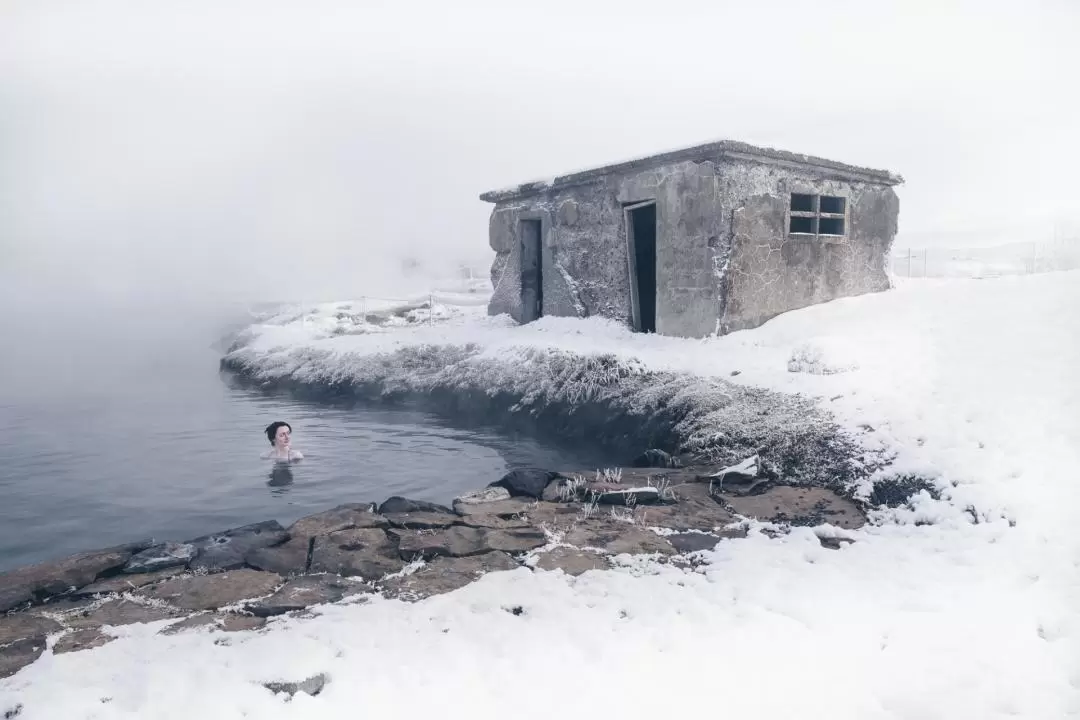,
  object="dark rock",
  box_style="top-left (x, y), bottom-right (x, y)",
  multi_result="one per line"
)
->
top-left (287, 504), bottom-right (387, 538)
top-left (377, 497), bottom-right (453, 515)
top-left (245, 537), bottom-right (311, 576)
top-left (563, 520), bottom-right (675, 556)
top-left (592, 486), bottom-right (662, 506)
top-left (721, 486), bottom-right (865, 529)
top-left (457, 513), bottom-right (534, 530)
top-left (541, 478), bottom-right (573, 503)
top-left (0, 637), bottom-right (45, 679)
top-left (390, 527), bottom-right (546, 560)
top-left (666, 533), bottom-right (721, 554)
top-left (161, 612), bottom-right (266, 635)
top-left (53, 628), bottom-right (114, 655)
top-left (308, 528), bottom-right (404, 581)
top-left (187, 521), bottom-right (288, 573)
top-left (141, 569), bottom-right (283, 611)
top-left (632, 449), bottom-right (681, 468)
top-left (700, 455), bottom-right (761, 490)
top-left (65, 599), bottom-right (185, 629)
top-left (0, 614), bottom-right (62, 646)
top-left (489, 468), bottom-right (559, 499)
top-left (124, 543), bottom-right (196, 574)
top-left (818, 536), bottom-right (856, 550)
top-left (0, 545), bottom-right (142, 612)
top-left (263, 673), bottom-right (328, 698)
top-left (382, 552), bottom-right (519, 600)
top-left (383, 511), bottom-right (460, 530)
top-left (75, 567), bottom-right (186, 596)
top-left (3, 703), bottom-right (22, 719)
top-left (246, 575), bottom-right (365, 617)
top-left (452, 497), bottom-right (534, 518)
top-left (533, 547), bottom-right (608, 576)
top-left (452, 487), bottom-right (511, 513)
